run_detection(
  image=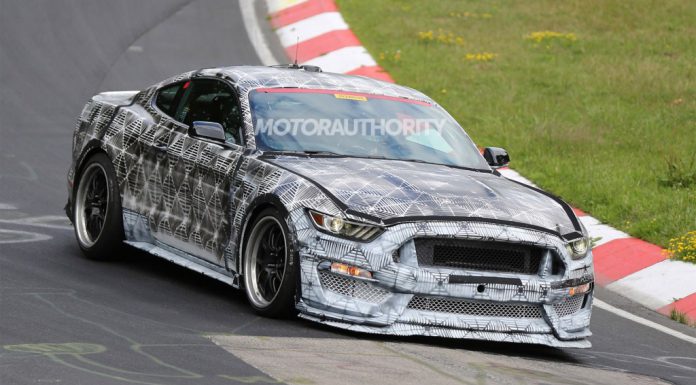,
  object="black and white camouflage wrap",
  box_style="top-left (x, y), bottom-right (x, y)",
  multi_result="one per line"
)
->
top-left (67, 66), bottom-right (593, 348)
